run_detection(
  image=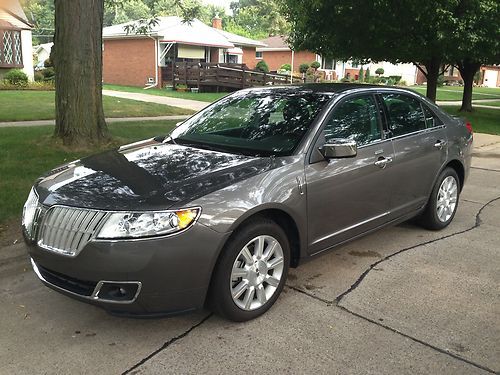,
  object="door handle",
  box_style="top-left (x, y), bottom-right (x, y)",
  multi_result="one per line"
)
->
top-left (434, 140), bottom-right (447, 149)
top-left (374, 156), bottom-right (393, 169)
